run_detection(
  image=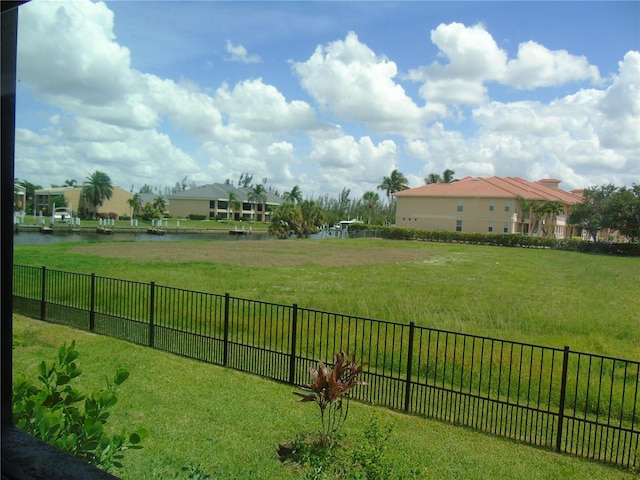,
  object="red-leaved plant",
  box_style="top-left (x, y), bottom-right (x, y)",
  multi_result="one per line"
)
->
top-left (294, 351), bottom-right (368, 447)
